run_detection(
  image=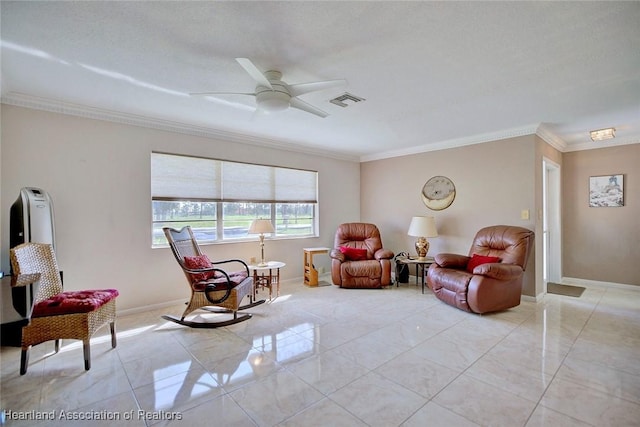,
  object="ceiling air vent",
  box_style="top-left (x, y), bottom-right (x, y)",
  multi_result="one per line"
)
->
top-left (330, 93), bottom-right (366, 107)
